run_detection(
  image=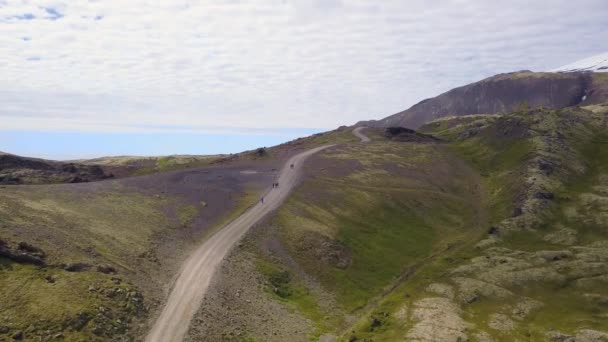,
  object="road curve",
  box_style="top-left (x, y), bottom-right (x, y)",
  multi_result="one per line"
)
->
top-left (353, 127), bottom-right (371, 142)
top-left (146, 144), bottom-right (334, 342)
